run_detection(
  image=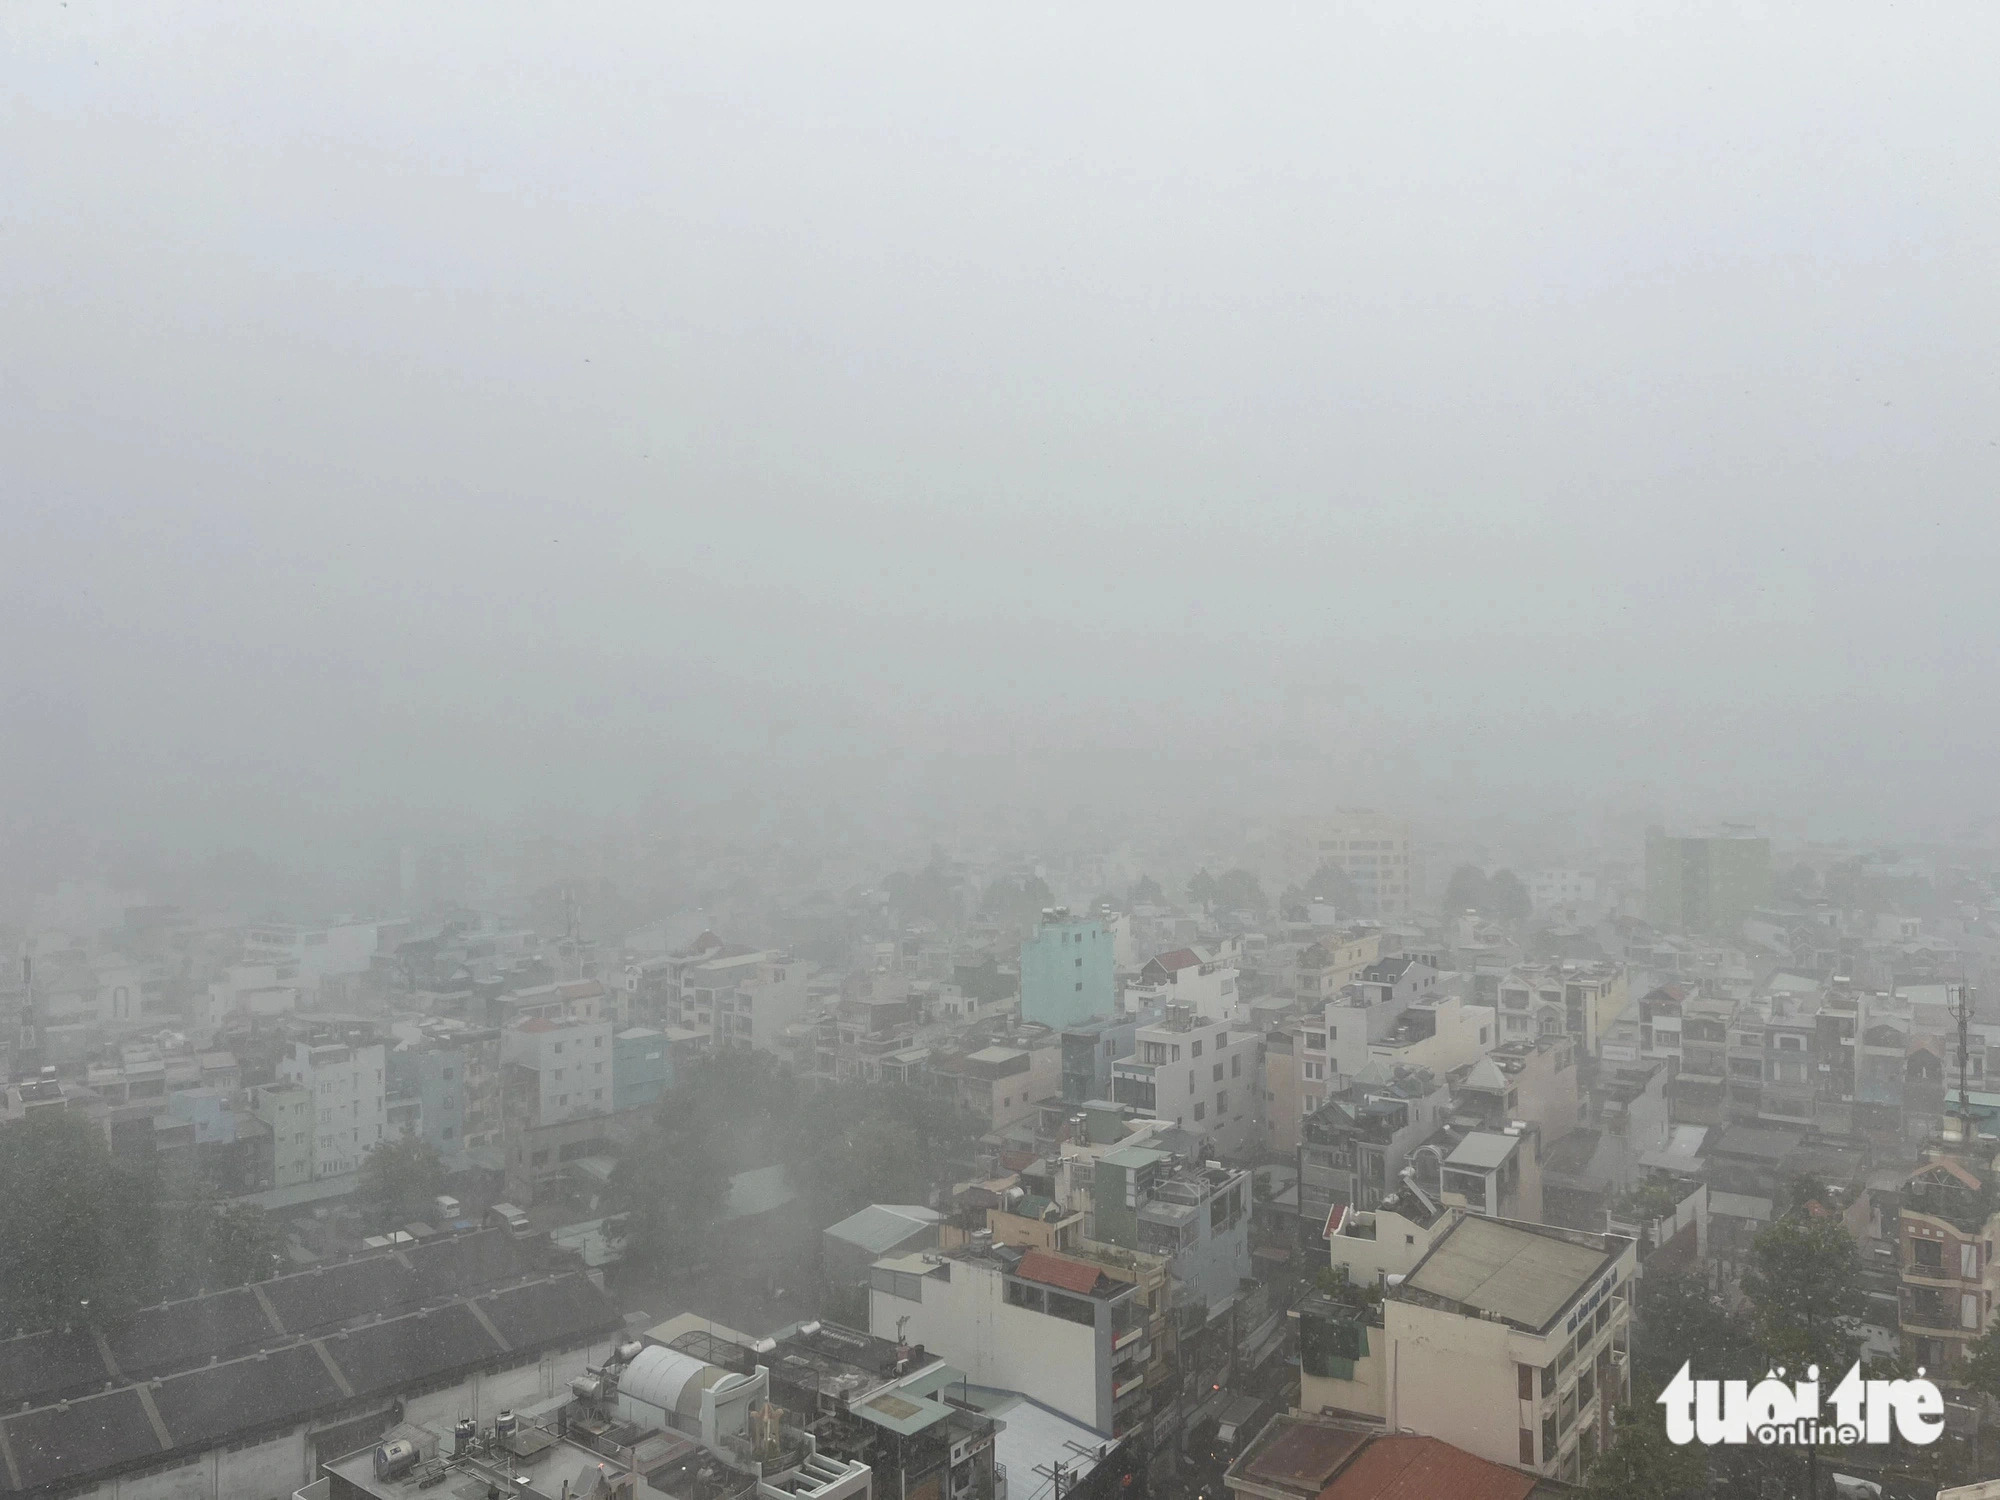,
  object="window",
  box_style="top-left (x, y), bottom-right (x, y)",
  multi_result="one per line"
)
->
top-left (1075, 982), bottom-right (1082, 992)
top-left (1192, 1040), bottom-right (1204, 1057)
top-left (1213, 1063), bottom-right (1224, 1082)
top-left (1963, 1242), bottom-right (1981, 1279)
top-left (1914, 1238), bottom-right (1944, 1271)
top-left (1231, 1054), bottom-right (1241, 1077)
top-left (1542, 1413), bottom-right (1557, 1458)
top-left (1217, 1090), bottom-right (1228, 1114)
top-left (1965, 1294), bottom-right (1981, 1329)
top-left (1520, 1429), bottom-right (1535, 1466)
top-left (1519, 1364), bottom-right (1535, 1400)
top-left (1194, 1102), bottom-right (1206, 1121)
